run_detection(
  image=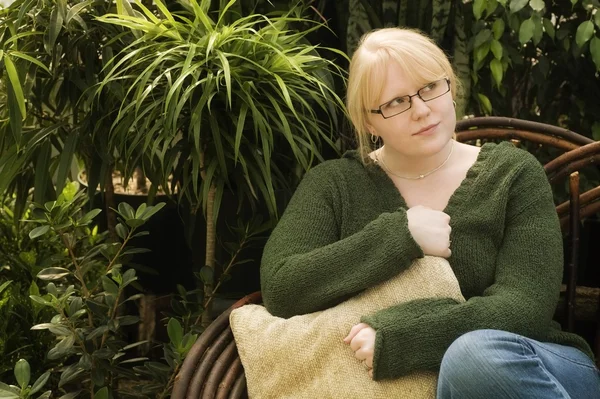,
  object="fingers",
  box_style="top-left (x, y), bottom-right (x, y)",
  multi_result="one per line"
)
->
top-left (349, 328), bottom-right (373, 352)
top-left (353, 343), bottom-right (374, 359)
top-left (443, 231), bottom-right (452, 258)
top-left (426, 208), bottom-right (451, 225)
top-left (407, 206), bottom-right (453, 257)
top-left (442, 211), bottom-right (451, 224)
top-left (344, 324), bottom-right (376, 377)
top-left (343, 322), bottom-right (369, 344)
